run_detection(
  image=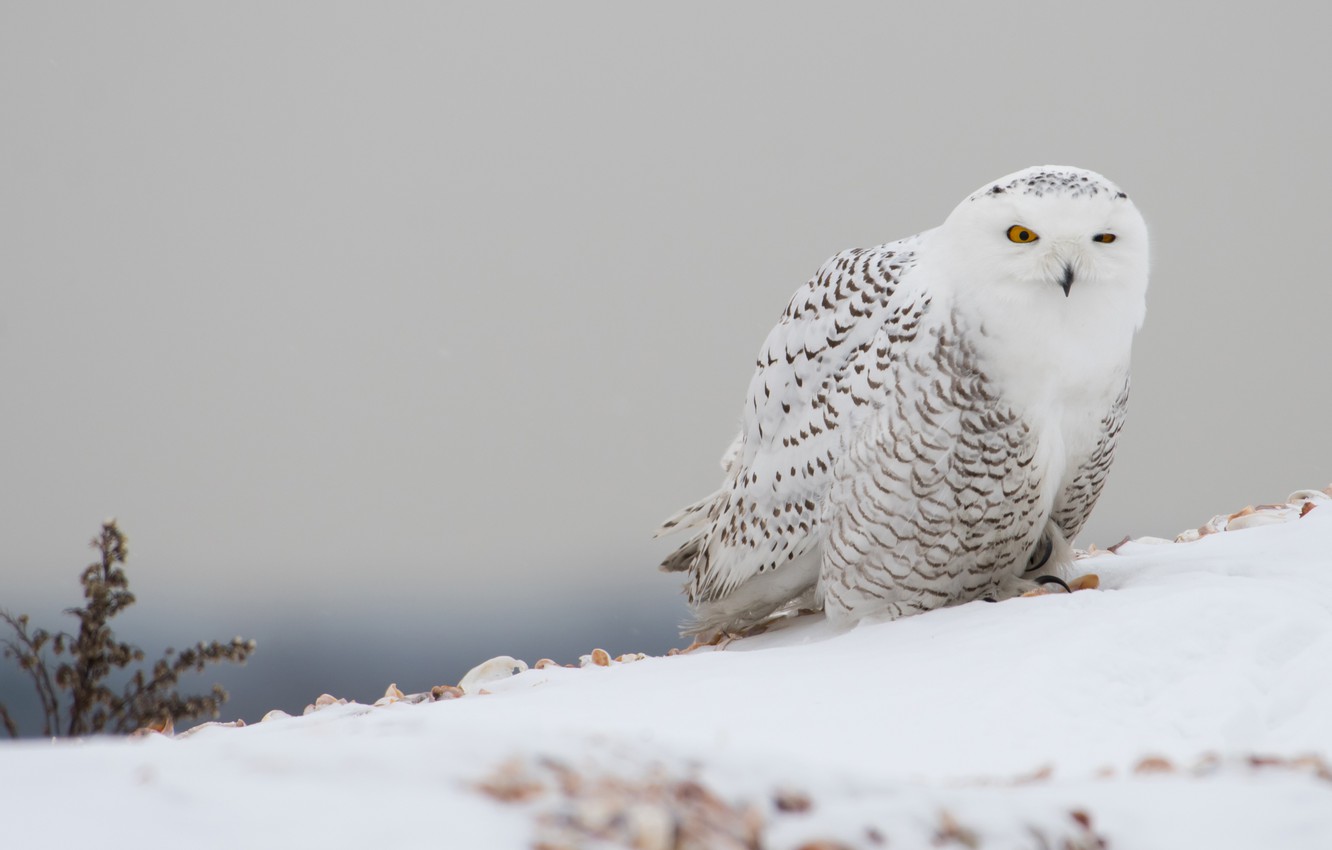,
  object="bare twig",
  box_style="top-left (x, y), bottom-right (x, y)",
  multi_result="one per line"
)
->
top-left (0, 520), bottom-right (255, 737)
top-left (0, 701), bottom-right (18, 739)
top-left (1, 613), bottom-right (62, 736)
